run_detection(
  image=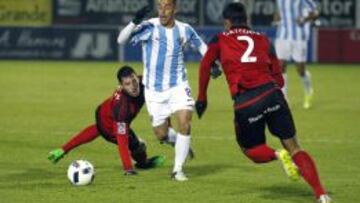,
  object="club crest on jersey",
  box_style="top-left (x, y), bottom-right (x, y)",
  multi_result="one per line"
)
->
top-left (117, 122), bottom-right (126, 134)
